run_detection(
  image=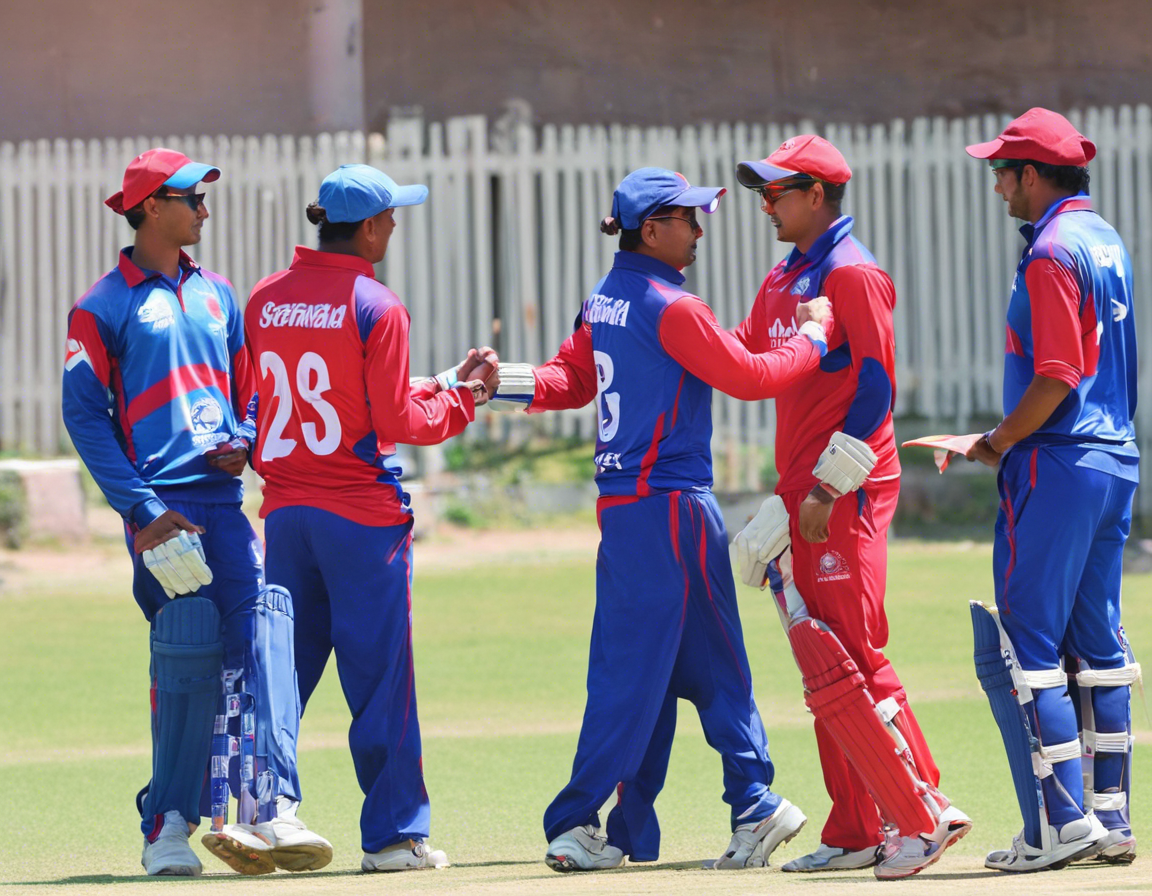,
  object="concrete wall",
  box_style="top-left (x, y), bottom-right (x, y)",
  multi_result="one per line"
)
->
top-left (363, 0), bottom-right (1152, 129)
top-left (3, 0), bottom-right (1149, 140)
